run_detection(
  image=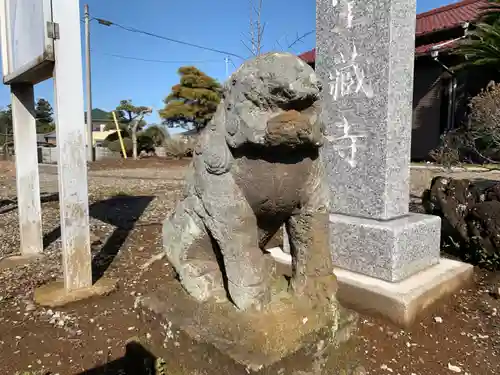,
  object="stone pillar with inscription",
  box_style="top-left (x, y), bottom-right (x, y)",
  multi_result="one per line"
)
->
top-left (316, 0), bottom-right (473, 326)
